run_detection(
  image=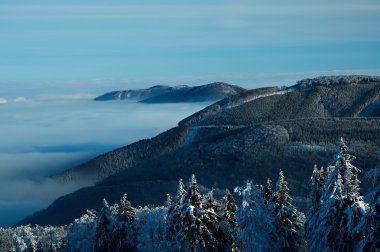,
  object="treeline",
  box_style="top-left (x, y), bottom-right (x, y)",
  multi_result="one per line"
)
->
top-left (200, 116), bottom-right (380, 147)
top-left (295, 75), bottom-right (380, 89)
top-left (1, 139), bottom-right (379, 251)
